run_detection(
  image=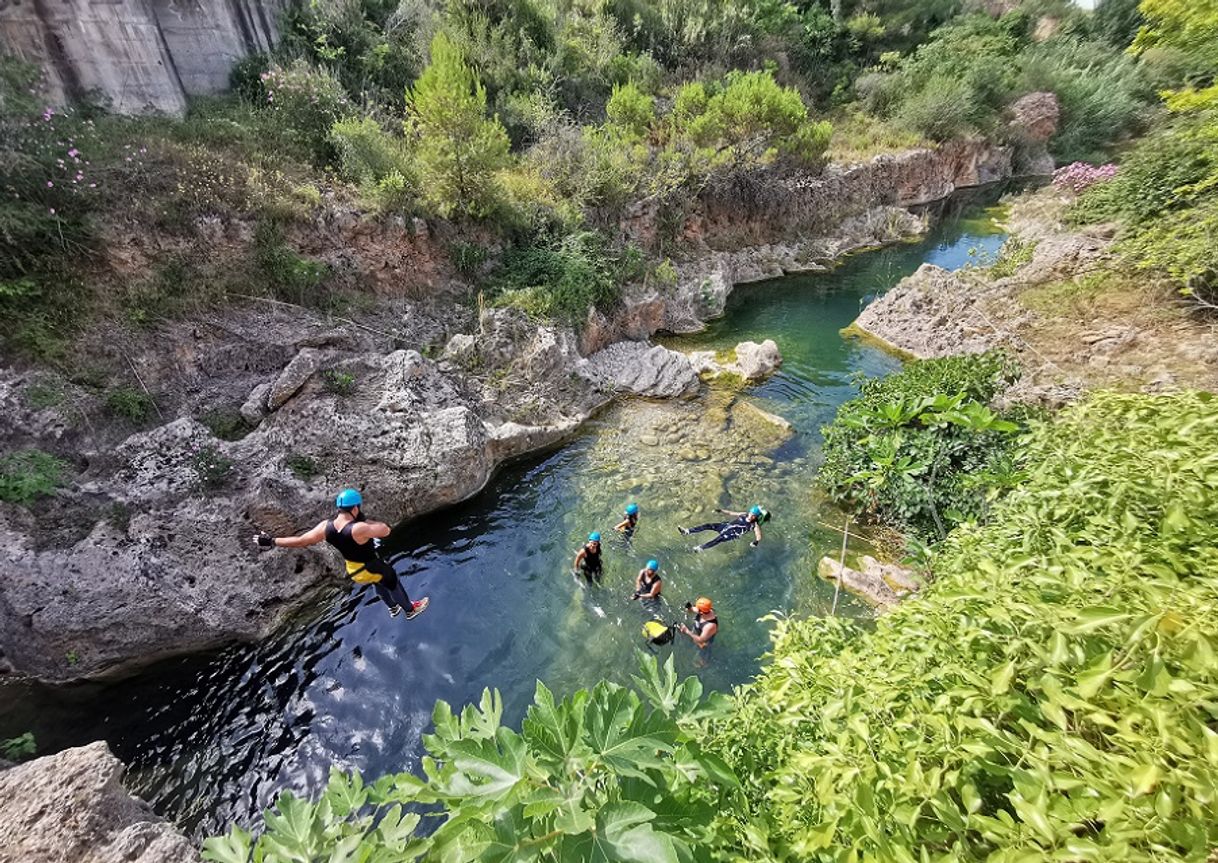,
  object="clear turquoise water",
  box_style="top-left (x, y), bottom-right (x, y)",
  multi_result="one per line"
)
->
top-left (0, 191), bottom-right (1006, 837)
